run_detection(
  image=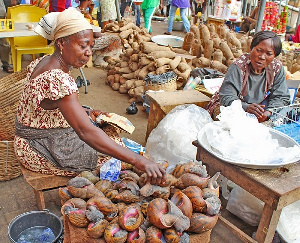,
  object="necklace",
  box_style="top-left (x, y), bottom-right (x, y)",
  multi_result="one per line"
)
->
top-left (54, 52), bottom-right (72, 73)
